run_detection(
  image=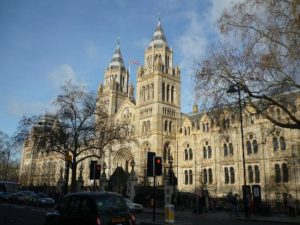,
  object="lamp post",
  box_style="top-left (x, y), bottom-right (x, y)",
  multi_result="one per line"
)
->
top-left (100, 162), bottom-right (108, 191)
top-left (227, 85), bottom-right (248, 218)
top-left (168, 155), bottom-right (176, 205)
